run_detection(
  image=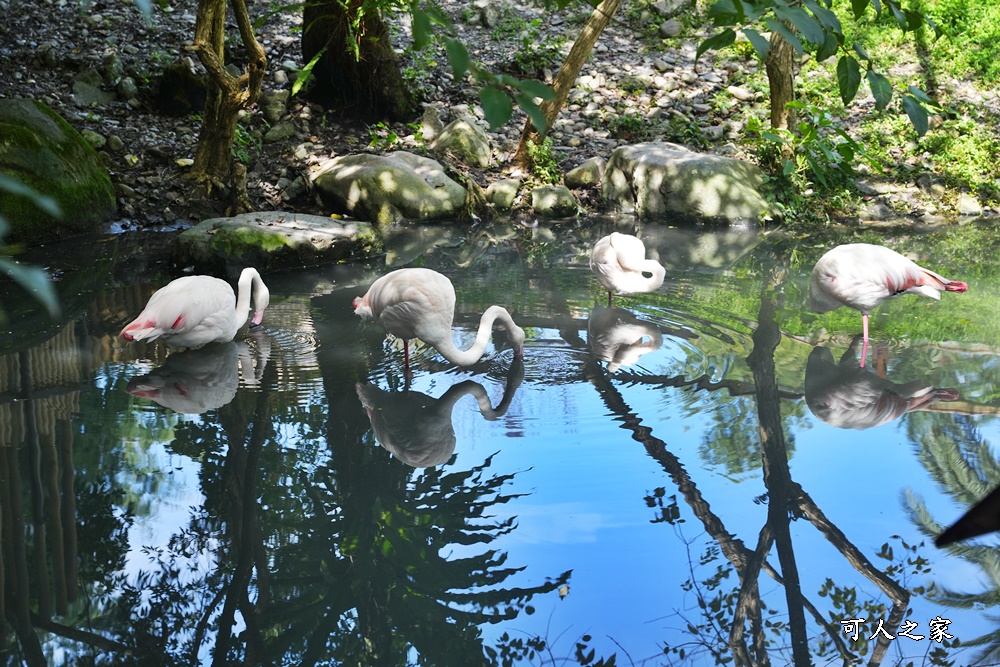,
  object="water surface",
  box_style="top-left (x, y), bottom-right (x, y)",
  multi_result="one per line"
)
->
top-left (2, 219), bottom-right (999, 666)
